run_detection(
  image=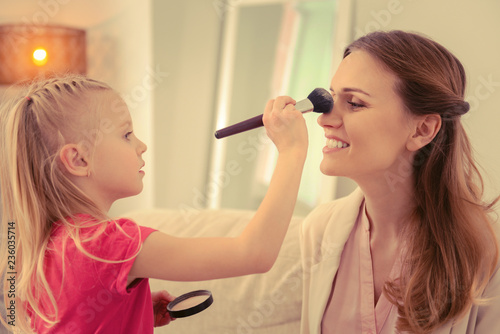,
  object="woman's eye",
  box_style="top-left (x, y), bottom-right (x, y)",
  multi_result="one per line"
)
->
top-left (347, 101), bottom-right (365, 109)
